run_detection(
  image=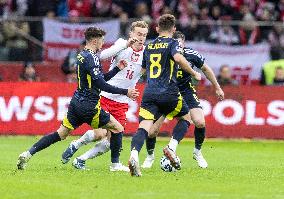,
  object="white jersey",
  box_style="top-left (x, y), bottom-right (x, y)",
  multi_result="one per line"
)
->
top-left (100, 38), bottom-right (144, 103)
